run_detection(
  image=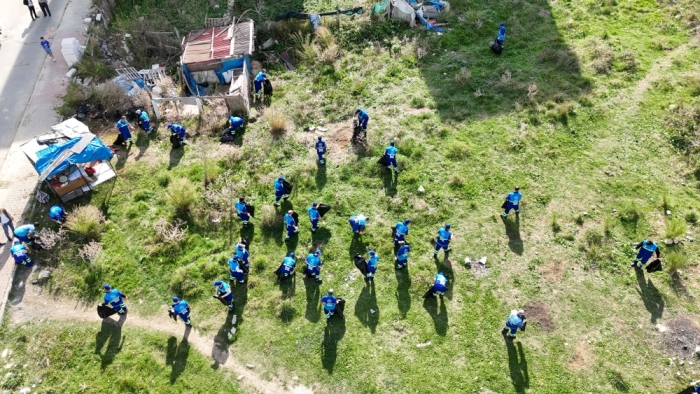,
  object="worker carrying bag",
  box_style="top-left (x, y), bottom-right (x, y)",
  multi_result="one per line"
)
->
top-left (97, 304), bottom-right (117, 319)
